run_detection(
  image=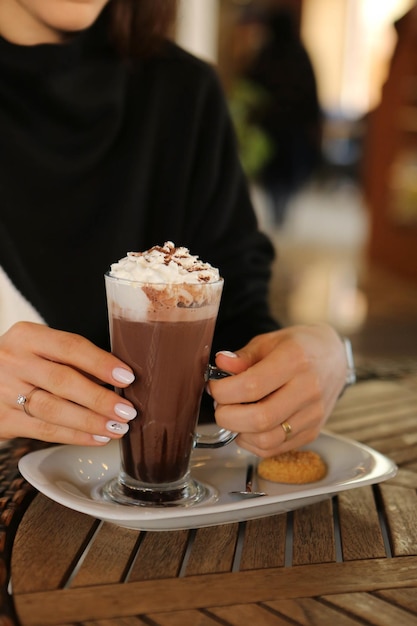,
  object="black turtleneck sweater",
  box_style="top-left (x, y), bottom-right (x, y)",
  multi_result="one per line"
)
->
top-left (0, 14), bottom-right (279, 354)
